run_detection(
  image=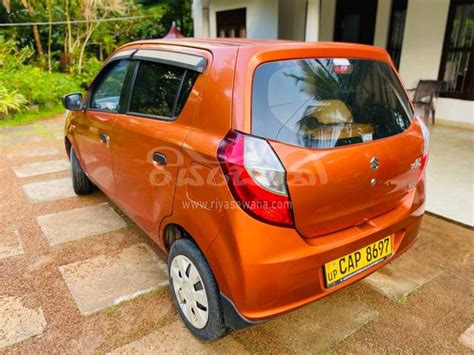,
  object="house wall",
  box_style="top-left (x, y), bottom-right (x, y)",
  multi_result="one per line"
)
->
top-left (278, 0), bottom-right (306, 41)
top-left (398, 0), bottom-right (449, 89)
top-left (373, 0), bottom-right (392, 48)
top-left (209, 0), bottom-right (279, 39)
top-left (319, 0), bottom-right (336, 41)
top-left (437, 98), bottom-right (474, 127)
top-left (305, 0), bottom-right (320, 41)
top-left (196, 0), bottom-right (473, 126)
top-left (399, 0), bottom-right (472, 126)
top-left (318, 0), bottom-right (392, 46)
